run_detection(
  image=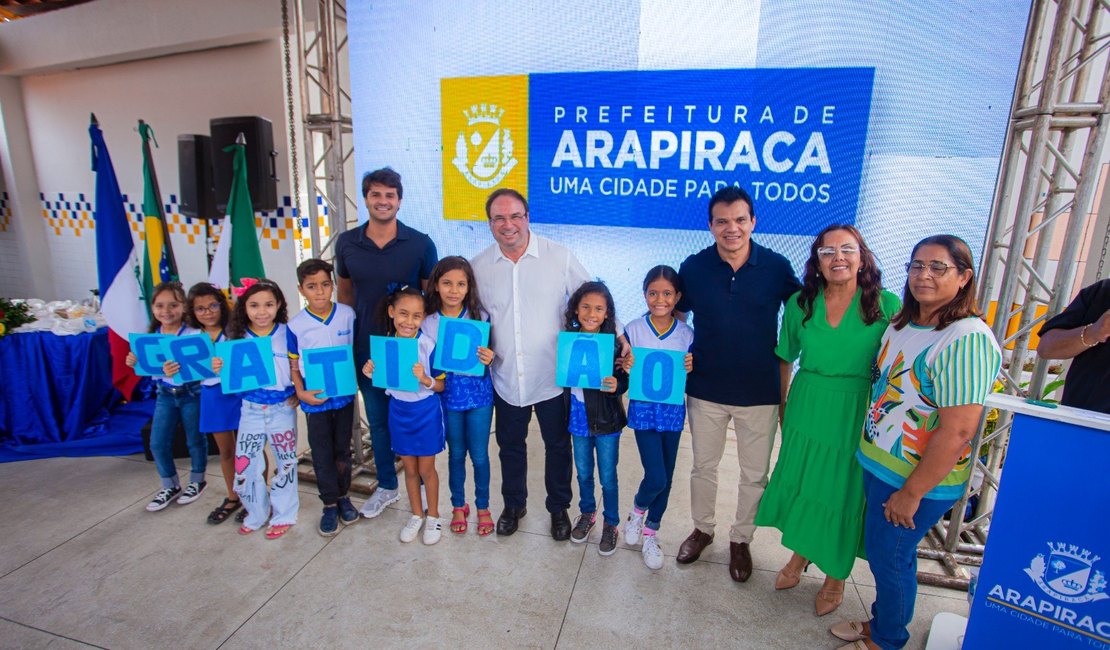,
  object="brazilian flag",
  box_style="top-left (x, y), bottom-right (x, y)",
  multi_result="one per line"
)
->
top-left (138, 120), bottom-right (178, 309)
